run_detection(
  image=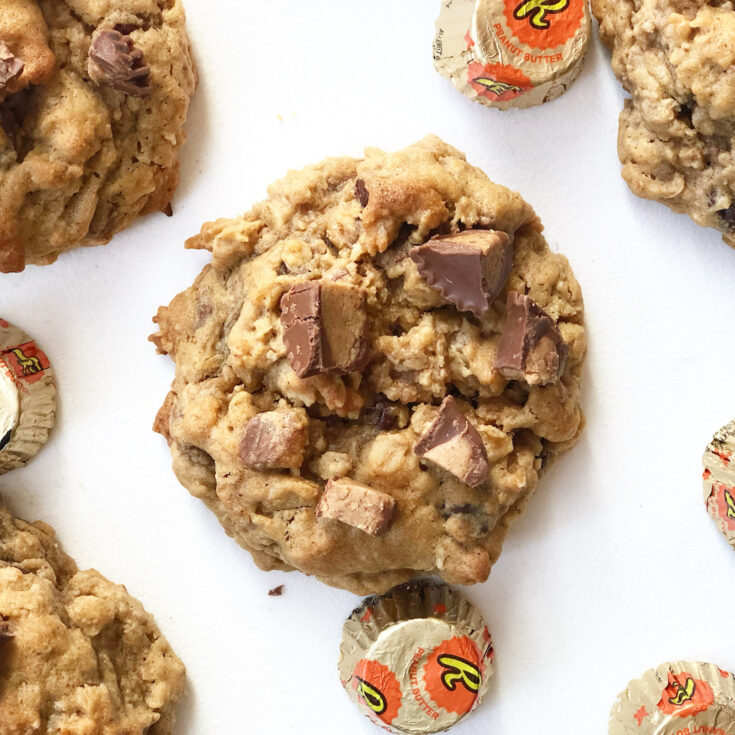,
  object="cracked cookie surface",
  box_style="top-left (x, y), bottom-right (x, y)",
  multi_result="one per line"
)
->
top-left (594, 0), bottom-right (735, 245)
top-left (152, 136), bottom-right (586, 595)
top-left (0, 497), bottom-right (185, 734)
top-left (0, 0), bottom-right (196, 272)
